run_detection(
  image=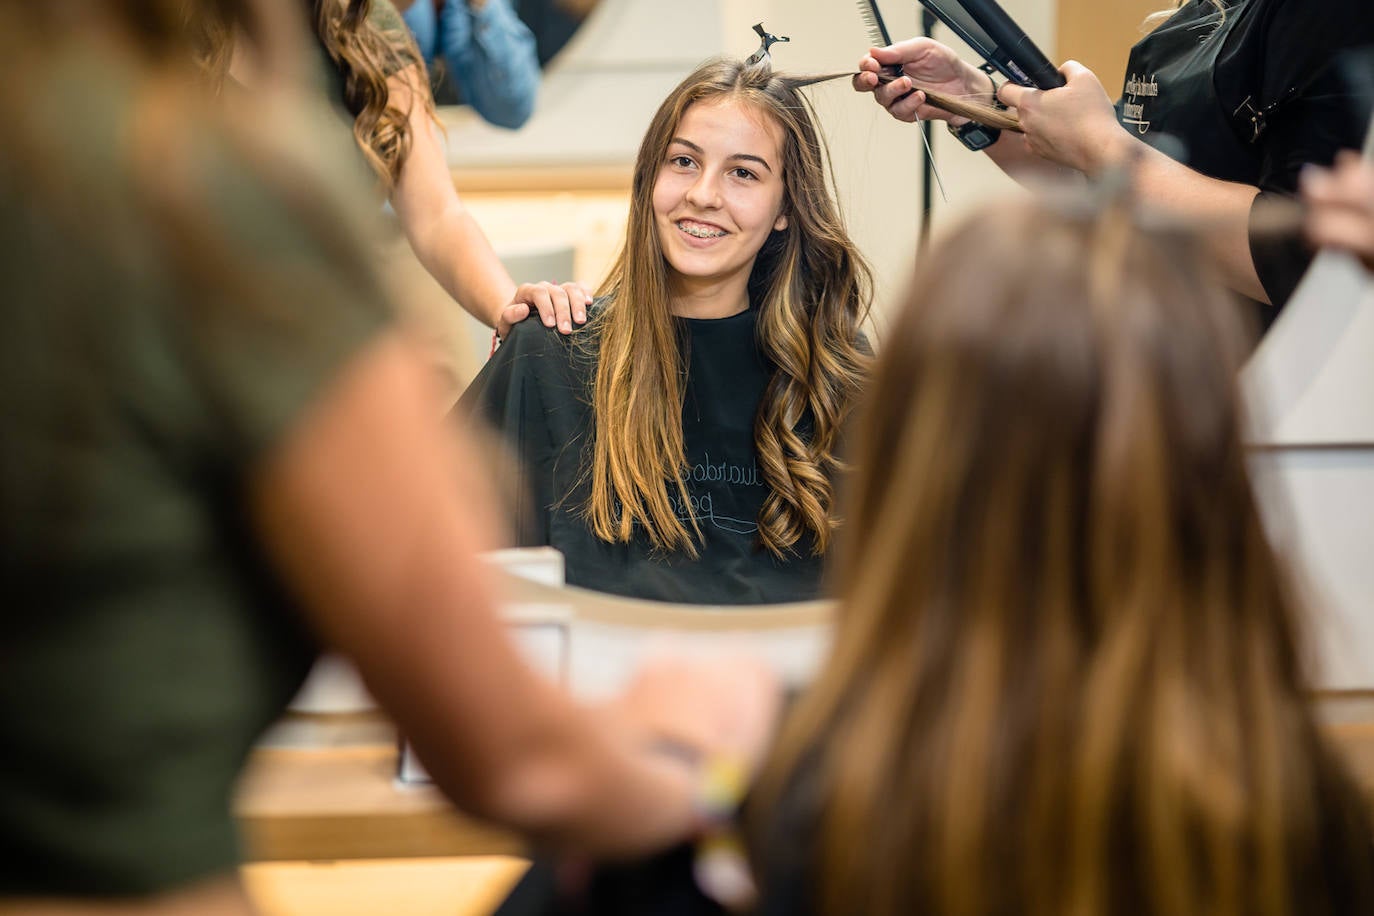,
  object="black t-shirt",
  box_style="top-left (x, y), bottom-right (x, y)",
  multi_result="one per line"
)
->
top-left (1115, 0), bottom-right (1374, 316)
top-left (459, 305), bottom-right (827, 605)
